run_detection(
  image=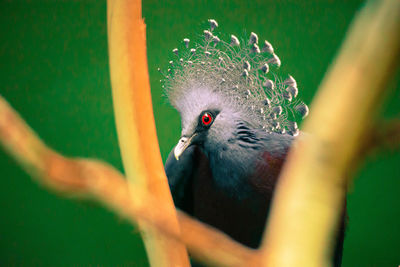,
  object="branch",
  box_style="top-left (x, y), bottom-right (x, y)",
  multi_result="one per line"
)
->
top-left (0, 95), bottom-right (256, 267)
top-left (107, 0), bottom-right (189, 265)
top-left (260, 0), bottom-right (400, 266)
